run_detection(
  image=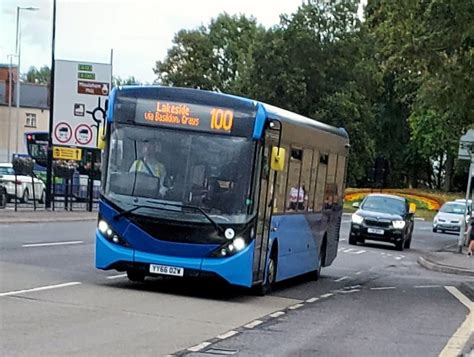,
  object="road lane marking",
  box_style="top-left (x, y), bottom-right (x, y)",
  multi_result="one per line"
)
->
top-left (244, 320), bottom-right (263, 329)
top-left (106, 274), bottom-right (127, 279)
top-left (22, 240), bottom-right (84, 248)
top-left (217, 331), bottom-right (238, 340)
top-left (188, 342), bottom-right (211, 352)
top-left (439, 286), bottom-right (473, 357)
top-left (370, 287), bottom-right (396, 291)
top-left (355, 271), bottom-right (363, 275)
top-left (0, 282), bottom-right (81, 297)
top-left (414, 285), bottom-right (441, 289)
top-left (335, 276), bottom-right (350, 282)
top-left (269, 311), bottom-right (286, 317)
top-left (288, 303), bottom-right (304, 310)
top-left (306, 297), bottom-right (319, 303)
top-left (320, 293), bottom-right (334, 298)
top-left (353, 250), bottom-right (366, 254)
